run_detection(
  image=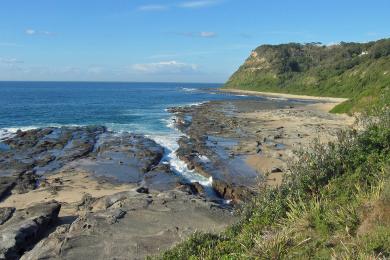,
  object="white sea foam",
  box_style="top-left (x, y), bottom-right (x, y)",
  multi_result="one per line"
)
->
top-left (0, 129), bottom-right (16, 140)
top-left (188, 101), bottom-right (208, 107)
top-left (0, 124), bottom-right (85, 141)
top-left (159, 118), bottom-right (176, 129)
top-left (147, 115), bottom-right (214, 192)
top-left (164, 101), bottom-right (207, 113)
top-left (181, 87), bottom-right (197, 92)
top-left (198, 155), bottom-right (210, 163)
top-left (266, 97), bottom-right (288, 101)
top-left (0, 126), bottom-right (40, 140)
